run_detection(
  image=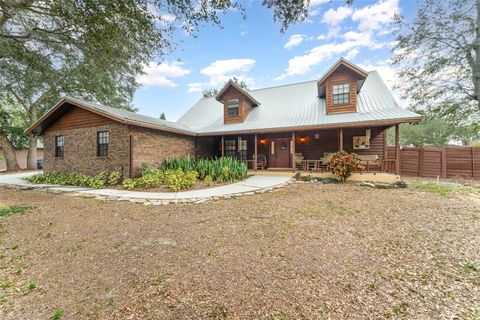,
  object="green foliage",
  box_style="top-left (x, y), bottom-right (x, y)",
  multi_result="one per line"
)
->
top-left (160, 156), bottom-right (247, 183)
top-left (392, 0), bottom-right (480, 125)
top-left (0, 156), bottom-right (4, 162)
top-left (124, 167), bottom-right (199, 192)
top-left (464, 263), bottom-right (478, 272)
top-left (387, 116), bottom-right (479, 147)
top-left (28, 281), bottom-right (37, 290)
top-left (159, 112), bottom-right (166, 120)
top-left (204, 175), bottom-right (213, 186)
top-left (414, 182), bottom-right (454, 196)
top-left (328, 151), bottom-right (363, 182)
top-left (52, 308), bottom-right (64, 320)
top-left (0, 205), bottom-right (34, 216)
top-left (25, 171), bottom-right (122, 189)
top-left (164, 169), bottom-right (198, 192)
top-left (123, 167), bottom-right (165, 190)
top-left (0, 100), bottom-right (29, 149)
